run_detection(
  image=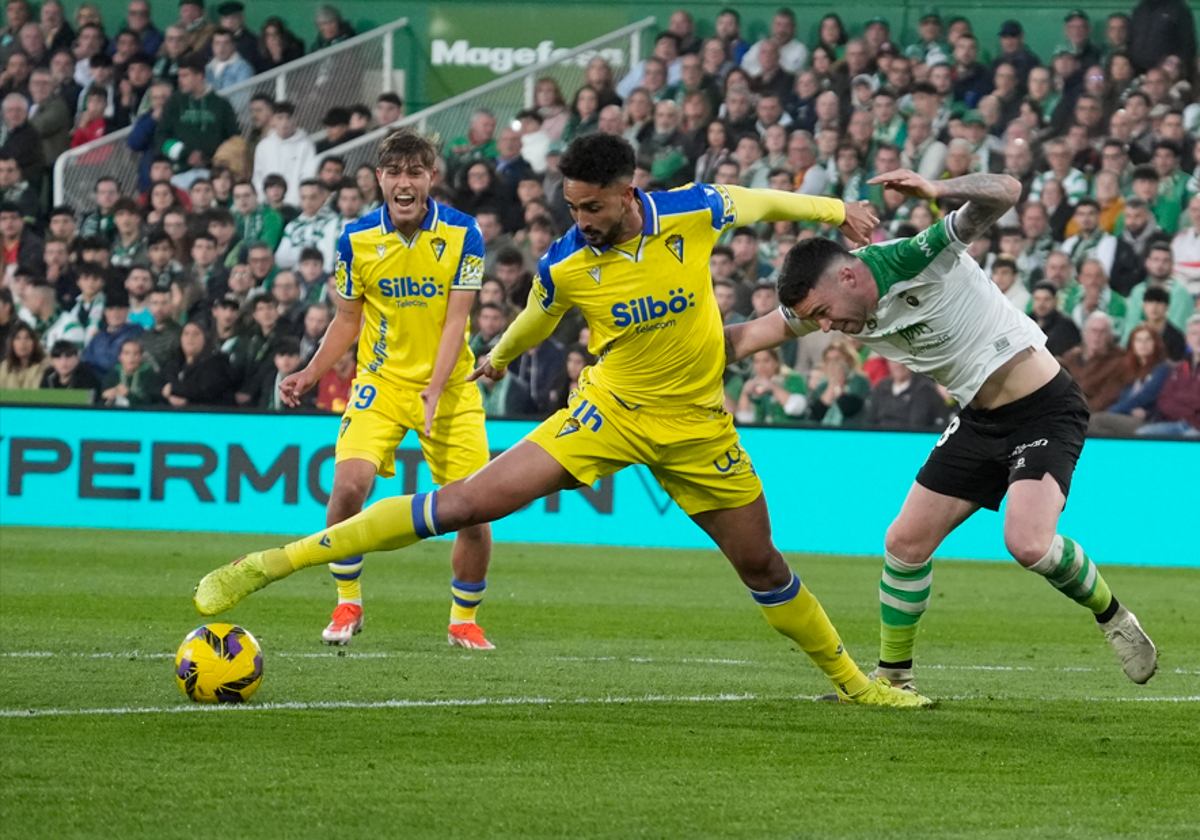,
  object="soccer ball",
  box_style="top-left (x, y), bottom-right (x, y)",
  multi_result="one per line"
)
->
top-left (175, 623), bottom-right (263, 704)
